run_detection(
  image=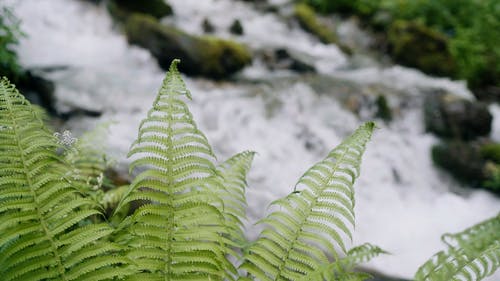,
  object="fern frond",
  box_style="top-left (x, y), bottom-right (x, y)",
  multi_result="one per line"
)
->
top-left (241, 122), bottom-right (375, 281)
top-left (216, 151), bottom-right (255, 245)
top-left (415, 213), bottom-right (500, 281)
top-left (115, 60), bottom-right (235, 280)
top-left (0, 77), bottom-right (132, 281)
